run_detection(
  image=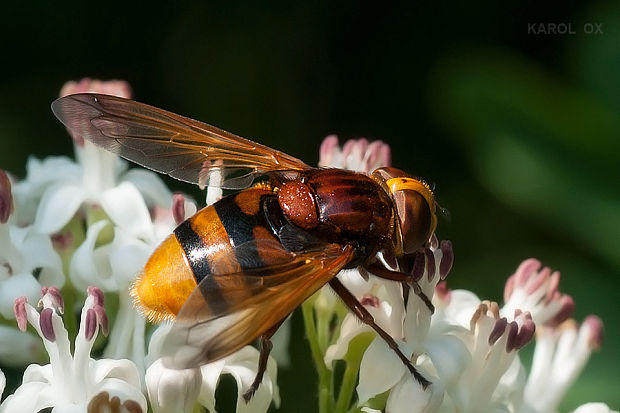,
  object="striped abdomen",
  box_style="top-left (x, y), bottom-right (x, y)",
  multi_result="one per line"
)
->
top-left (131, 187), bottom-right (288, 322)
